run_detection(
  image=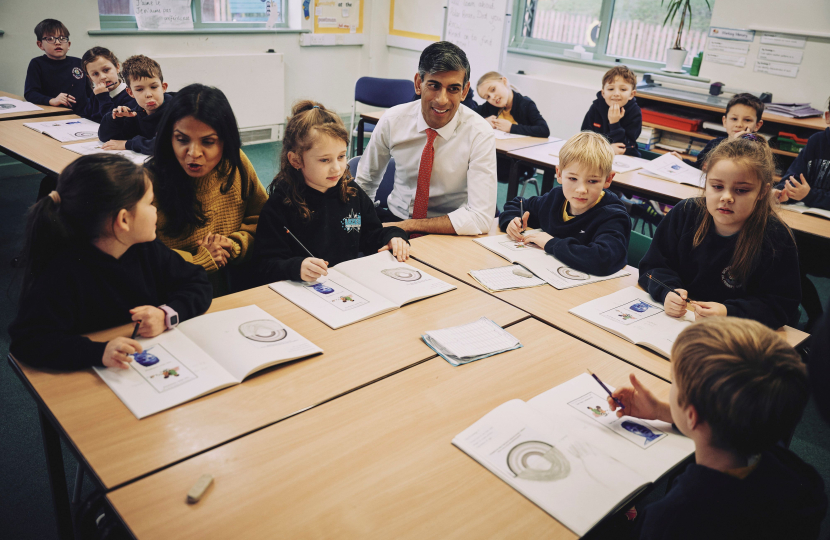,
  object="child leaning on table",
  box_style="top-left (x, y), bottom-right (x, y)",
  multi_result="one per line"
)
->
top-left (498, 131), bottom-right (630, 276)
top-left (9, 154), bottom-right (212, 371)
top-left (607, 318), bottom-right (826, 540)
top-left (581, 65), bottom-right (642, 157)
